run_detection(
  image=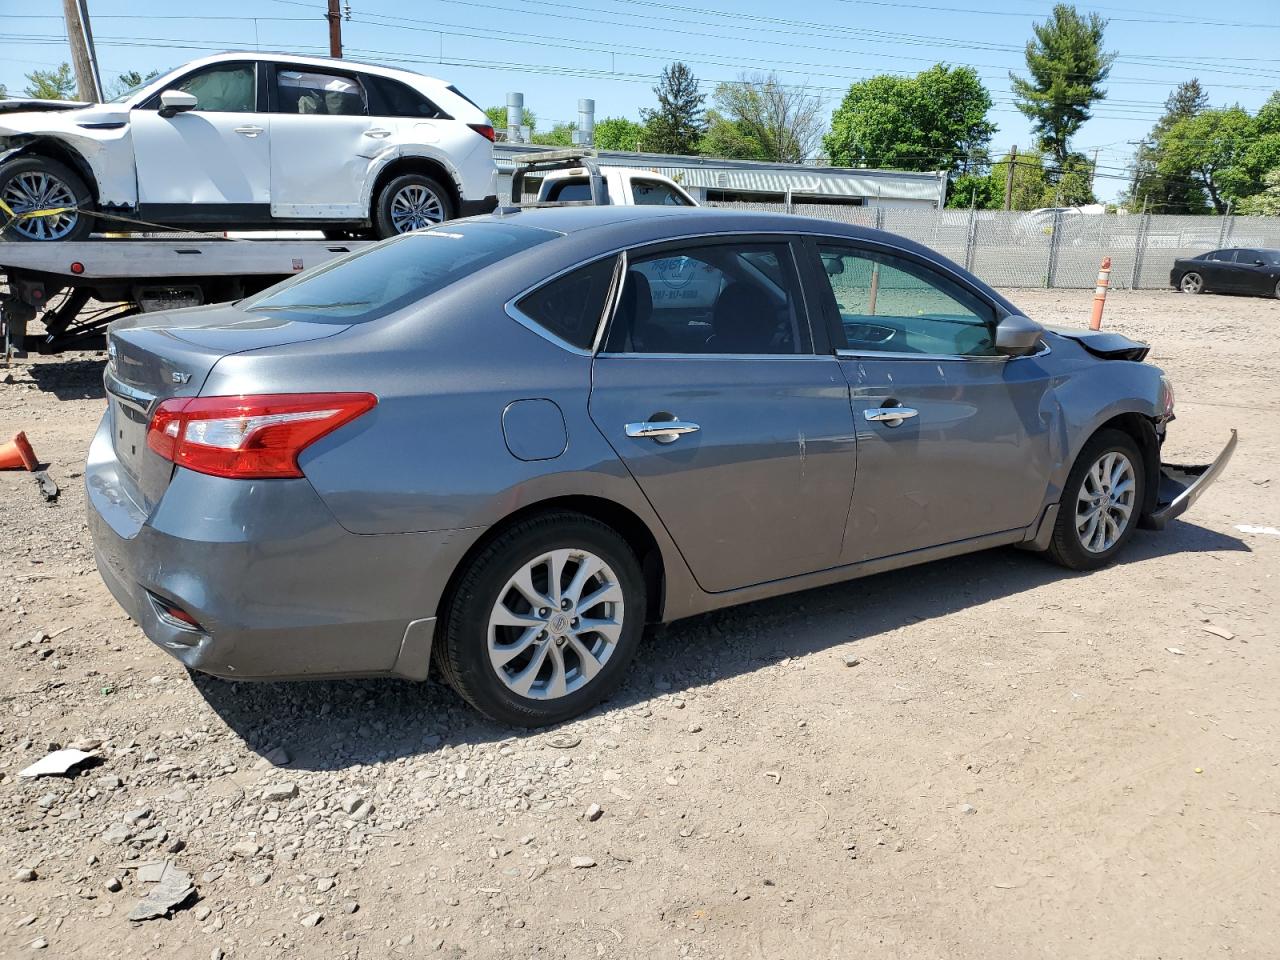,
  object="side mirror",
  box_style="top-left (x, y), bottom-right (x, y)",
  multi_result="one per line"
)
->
top-left (158, 89), bottom-right (198, 118)
top-left (1255, 259), bottom-right (1266, 267)
top-left (994, 314), bottom-right (1044, 357)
